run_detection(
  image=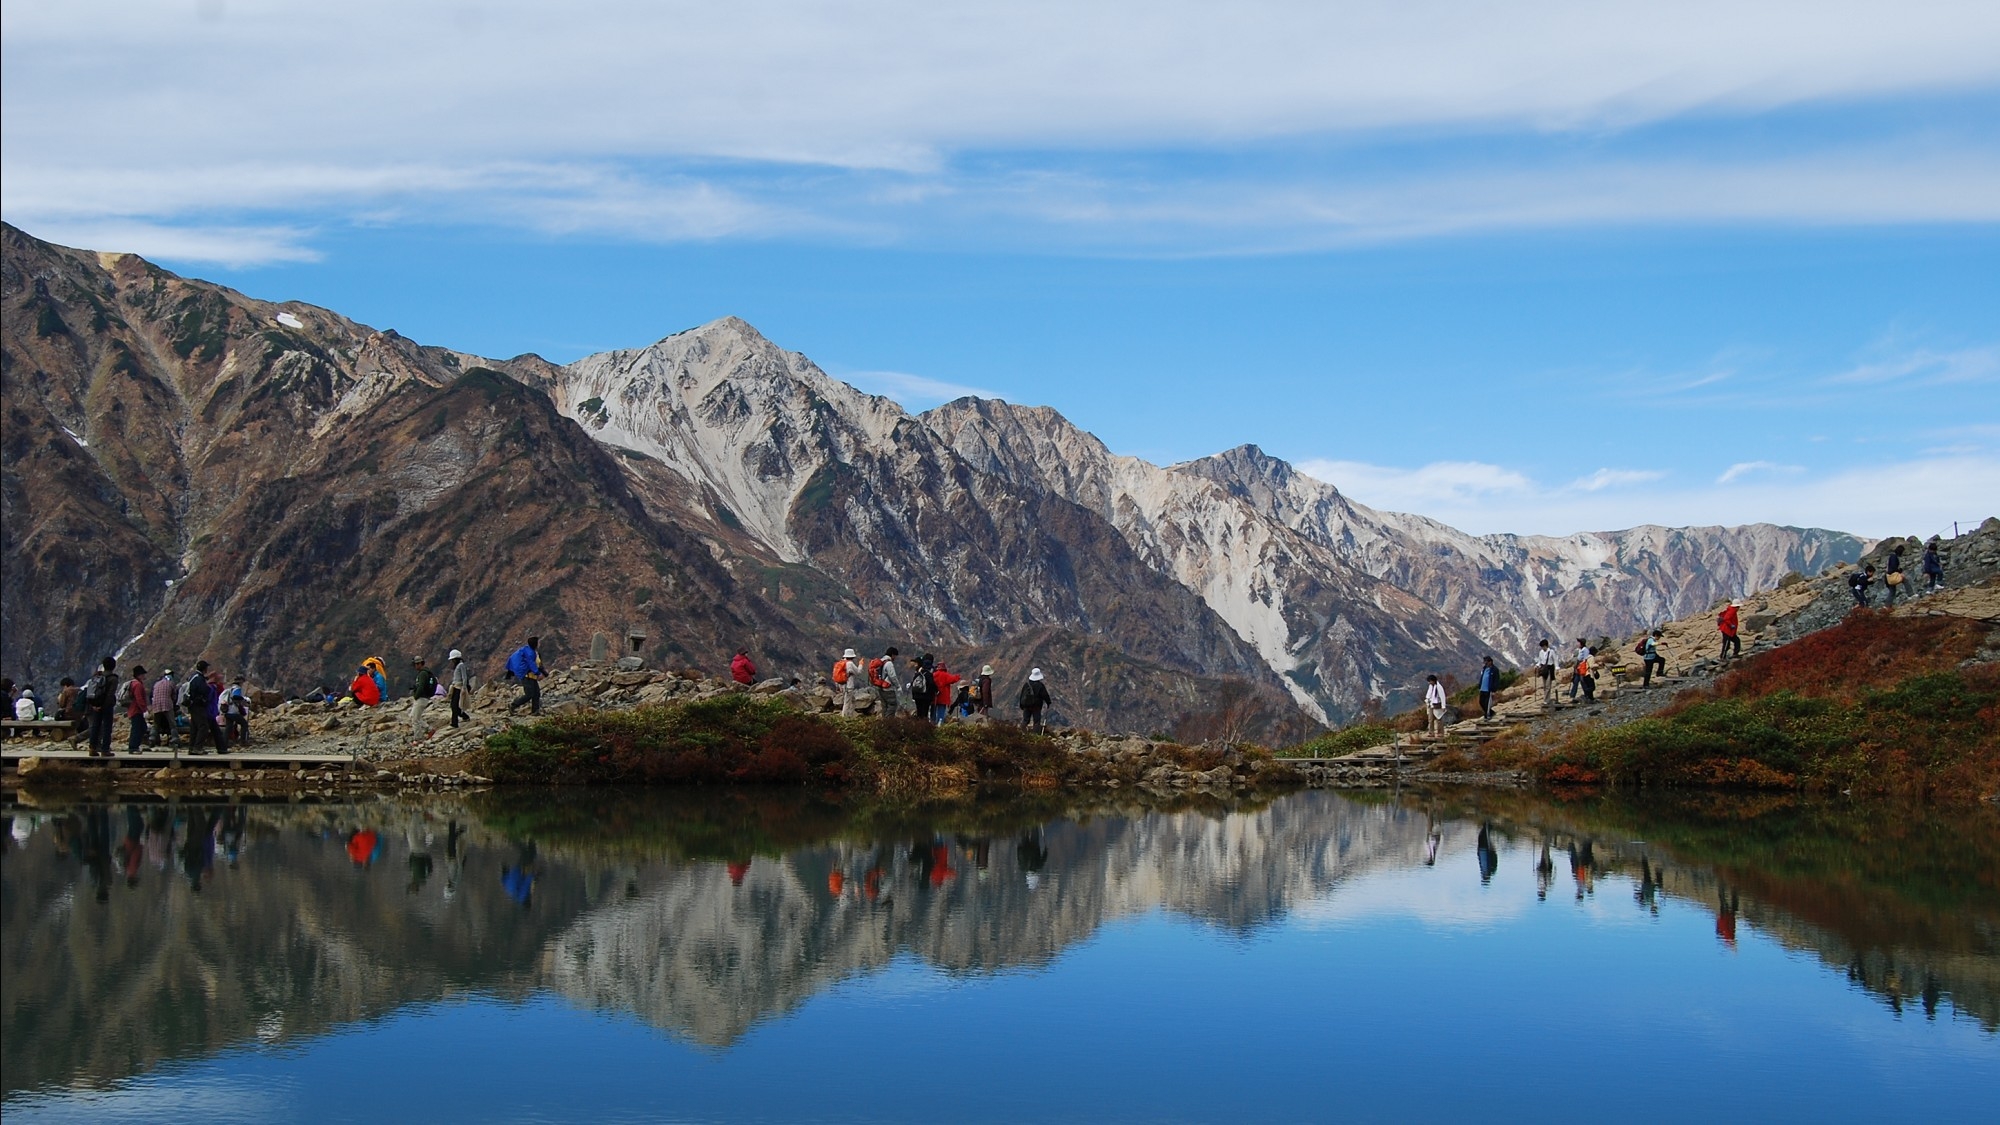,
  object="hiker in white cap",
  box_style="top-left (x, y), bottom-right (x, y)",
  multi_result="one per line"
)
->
top-left (1018, 667), bottom-right (1051, 733)
top-left (834, 648), bottom-right (867, 717)
top-left (447, 649), bottom-right (474, 728)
